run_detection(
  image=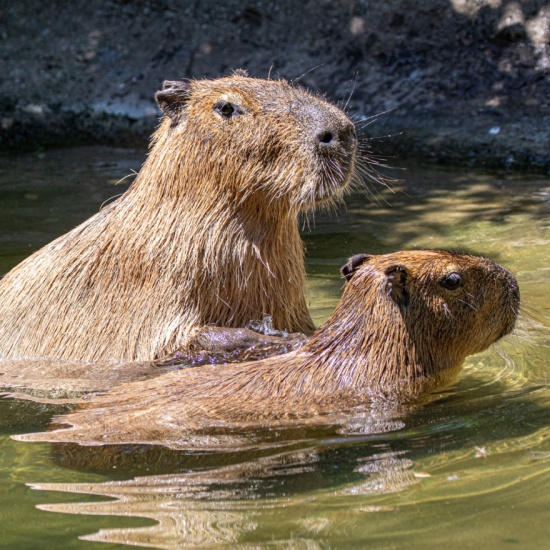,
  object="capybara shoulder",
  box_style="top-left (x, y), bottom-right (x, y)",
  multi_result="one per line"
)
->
top-left (0, 74), bottom-right (358, 362)
top-left (16, 250), bottom-right (519, 449)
